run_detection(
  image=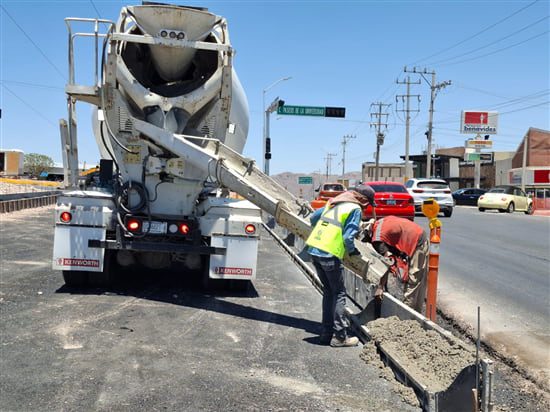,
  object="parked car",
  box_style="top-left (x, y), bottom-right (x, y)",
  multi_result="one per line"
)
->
top-left (405, 178), bottom-right (454, 217)
top-left (478, 185), bottom-right (533, 214)
top-left (452, 188), bottom-right (487, 206)
top-left (363, 181), bottom-right (415, 221)
top-left (310, 182), bottom-right (346, 210)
